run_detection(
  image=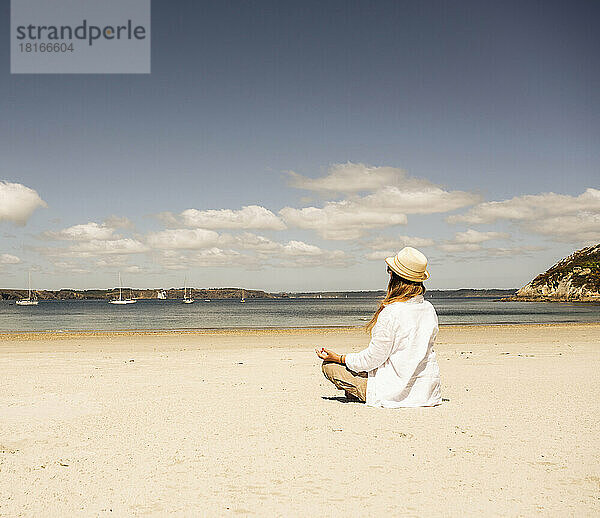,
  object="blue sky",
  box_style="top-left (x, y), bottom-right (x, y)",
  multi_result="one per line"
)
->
top-left (1, 0), bottom-right (598, 291)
